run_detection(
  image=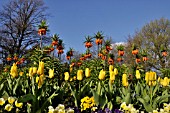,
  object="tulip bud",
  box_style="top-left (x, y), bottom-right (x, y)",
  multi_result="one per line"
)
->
top-left (29, 67), bottom-right (33, 77)
top-left (64, 72), bottom-right (69, 81)
top-left (135, 70), bottom-right (140, 79)
top-left (85, 68), bottom-right (90, 78)
top-left (33, 67), bottom-right (37, 75)
top-left (109, 65), bottom-right (113, 72)
top-left (38, 75), bottom-right (44, 89)
top-left (49, 69), bottom-right (54, 78)
top-left (10, 63), bottom-right (18, 78)
top-left (37, 61), bottom-right (44, 75)
top-left (98, 69), bottom-right (105, 80)
top-left (110, 71), bottom-right (115, 81)
top-left (122, 74), bottom-right (128, 87)
top-left (145, 72), bottom-right (149, 83)
top-left (114, 68), bottom-right (118, 75)
top-left (77, 70), bottom-right (83, 81)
